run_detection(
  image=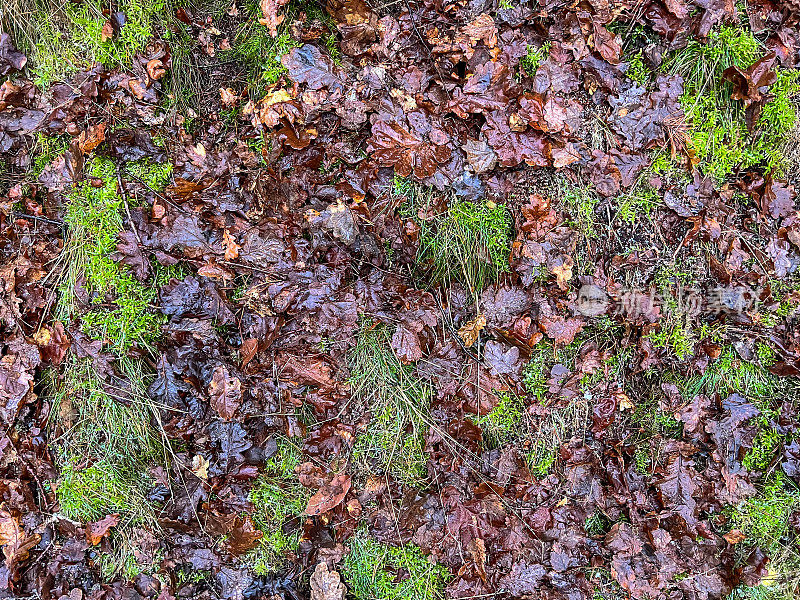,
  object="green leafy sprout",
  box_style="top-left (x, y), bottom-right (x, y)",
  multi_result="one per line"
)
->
top-left (520, 42), bottom-right (551, 78)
